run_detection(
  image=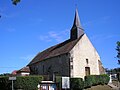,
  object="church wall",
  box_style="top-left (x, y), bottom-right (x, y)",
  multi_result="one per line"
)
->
top-left (29, 54), bottom-right (70, 78)
top-left (98, 60), bottom-right (105, 74)
top-left (70, 34), bottom-right (101, 79)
